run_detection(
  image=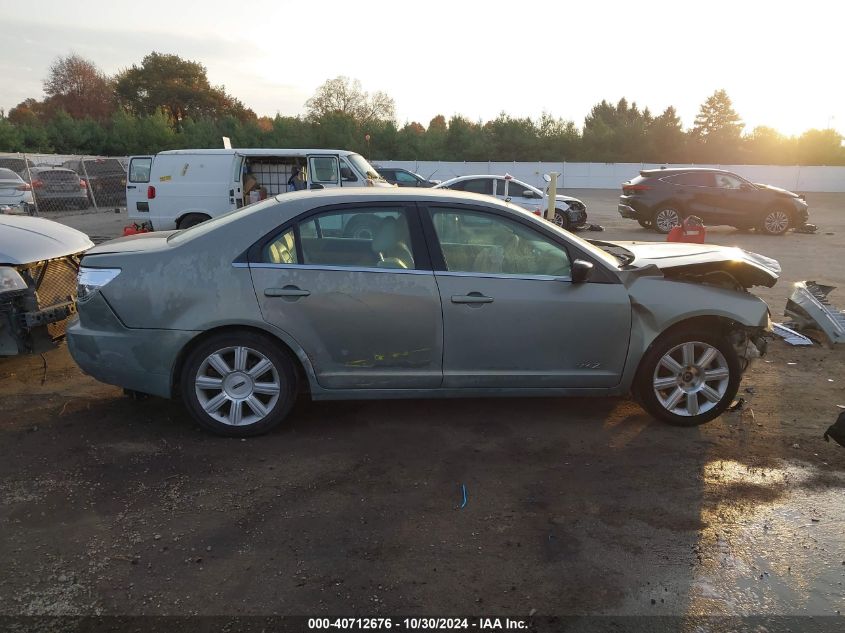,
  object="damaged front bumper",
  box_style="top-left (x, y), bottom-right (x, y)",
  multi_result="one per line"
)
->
top-left (785, 281), bottom-right (845, 345)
